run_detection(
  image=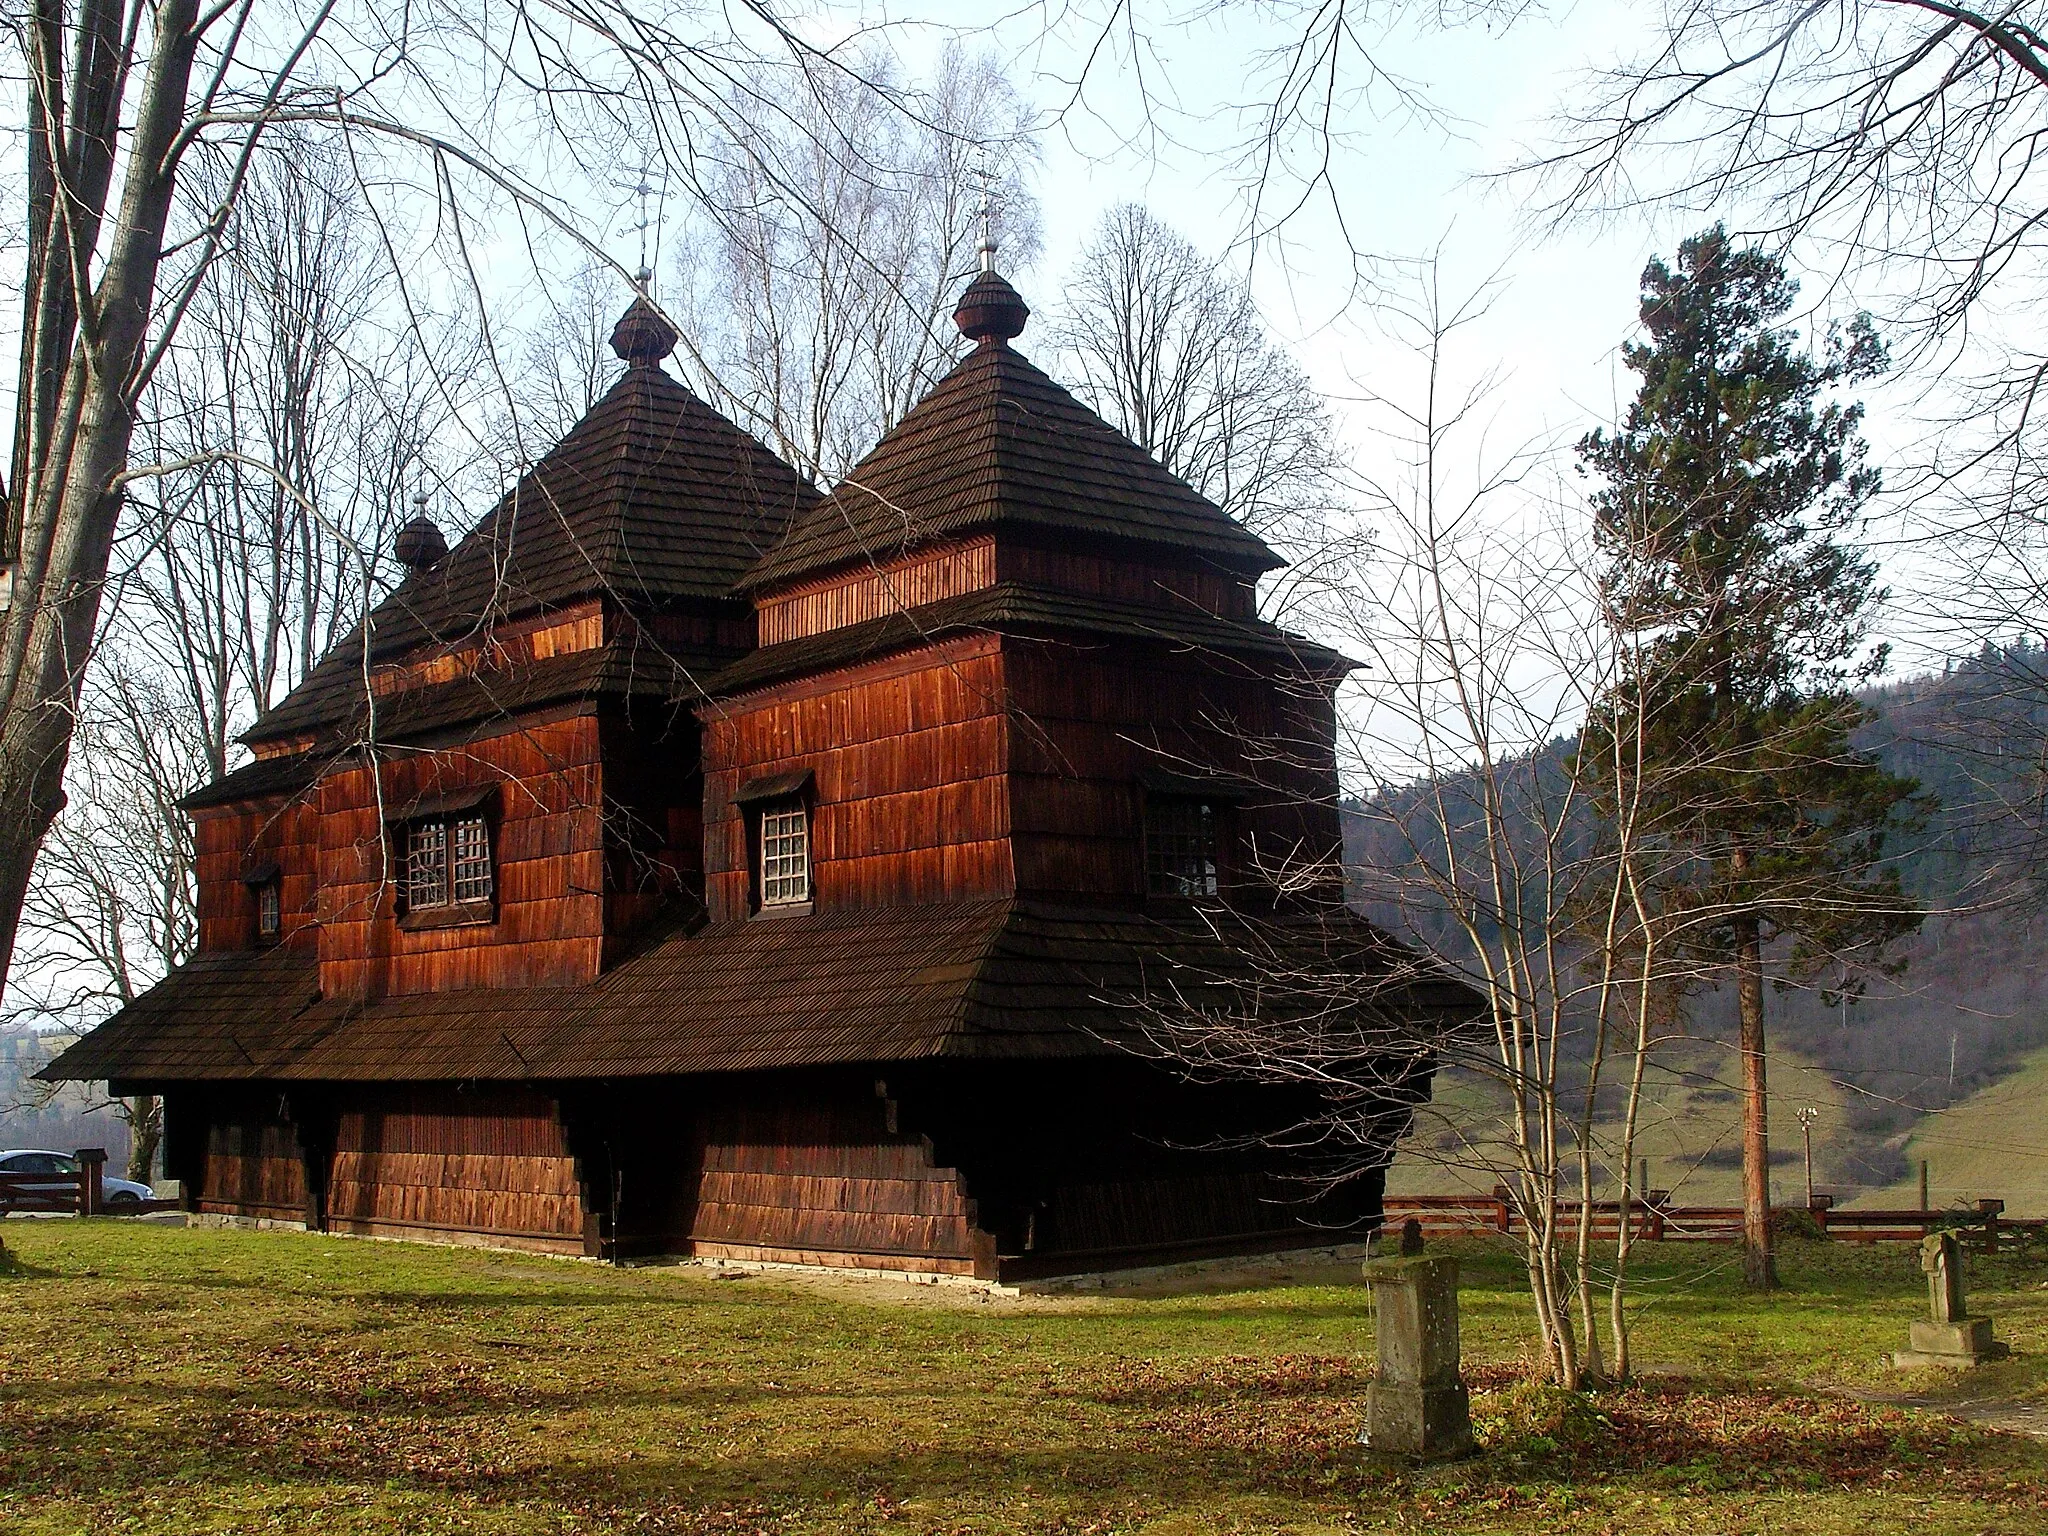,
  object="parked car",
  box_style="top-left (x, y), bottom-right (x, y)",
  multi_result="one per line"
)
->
top-left (0, 1150), bottom-right (154, 1212)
